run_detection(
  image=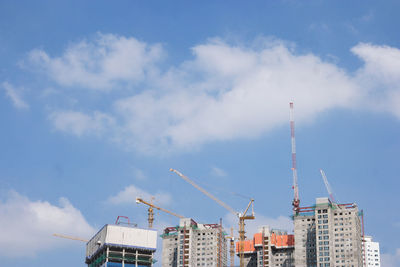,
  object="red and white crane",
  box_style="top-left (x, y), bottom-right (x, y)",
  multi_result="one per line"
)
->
top-left (290, 102), bottom-right (300, 214)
